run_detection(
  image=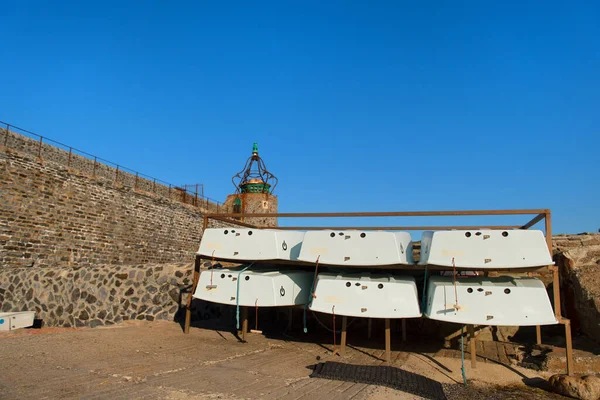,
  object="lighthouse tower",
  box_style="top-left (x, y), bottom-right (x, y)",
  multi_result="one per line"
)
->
top-left (223, 143), bottom-right (278, 227)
